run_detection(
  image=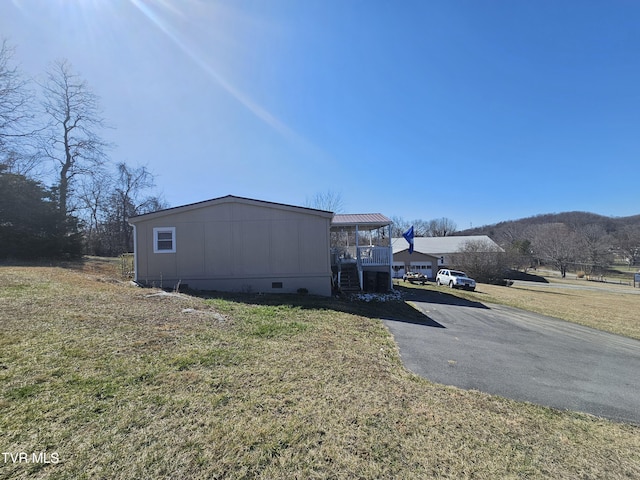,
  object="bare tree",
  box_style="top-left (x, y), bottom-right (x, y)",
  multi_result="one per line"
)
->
top-left (391, 216), bottom-right (459, 238)
top-left (0, 39), bottom-right (38, 175)
top-left (412, 219), bottom-right (430, 237)
top-left (305, 190), bottom-right (345, 213)
top-left (531, 223), bottom-right (579, 278)
top-left (454, 239), bottom-right (507, 284)
top-left (576, 224), bottom-right (612, 276)
top-left (390, 216), bottom-right (409, 237)
top-left (506, 238), bottom-right (534, 272)
top-left (427, 217), bottom-right (457, 237)
top-left (102, 162), bottom-right (167, 254)
top-left (390, 216), bottom-right (433, 237)
top-left (77, 172), bottom-right (113, 254)
top-left (614, 225), bottom-right (640, 268)
top-left (39, 59), bottom-right (109, 217)
top-left (76, 162), bottom-right (167, 255)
